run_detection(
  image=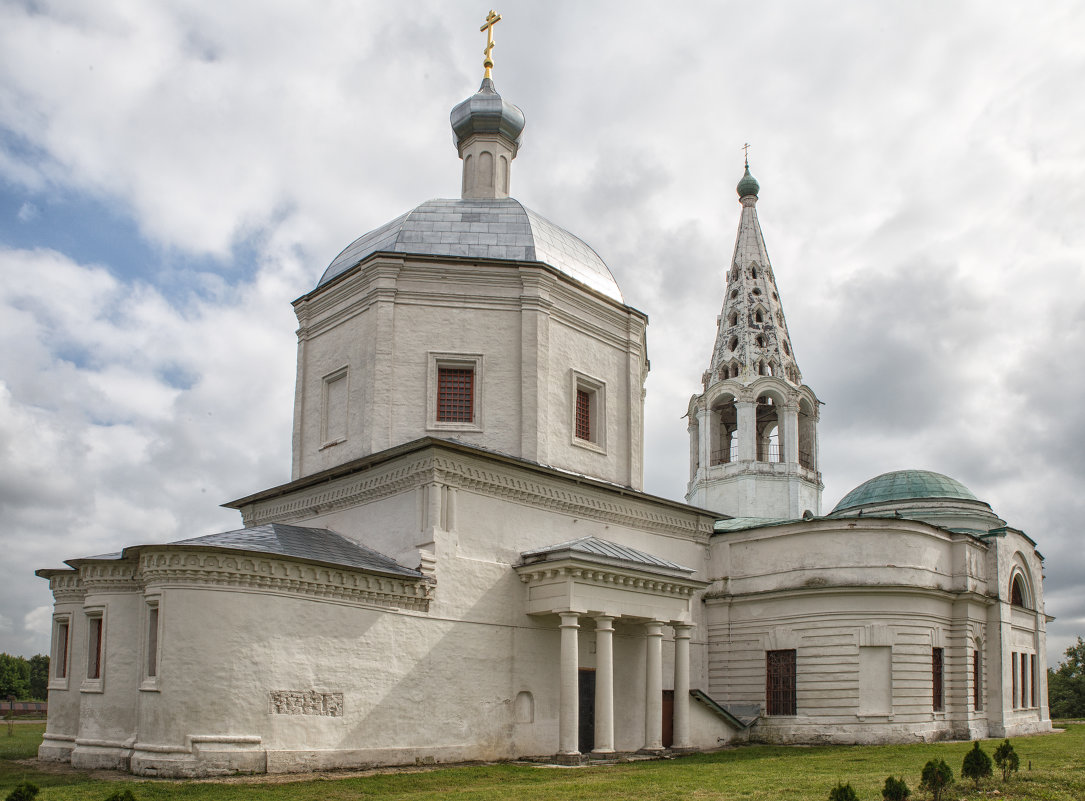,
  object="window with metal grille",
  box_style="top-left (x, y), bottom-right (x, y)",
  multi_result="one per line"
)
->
top-left (146, 605), bottom-right (159, 678)
top-left (766, 649), bottom-right (796, 716)
top-left (973, 650), bottom-right (982, 711)
top-left (575, 389), bottom-right (591, 440)
top-left (437, 367), bottom-right (474, 423)
top-left (932, 647), bottom-right (944, 711)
